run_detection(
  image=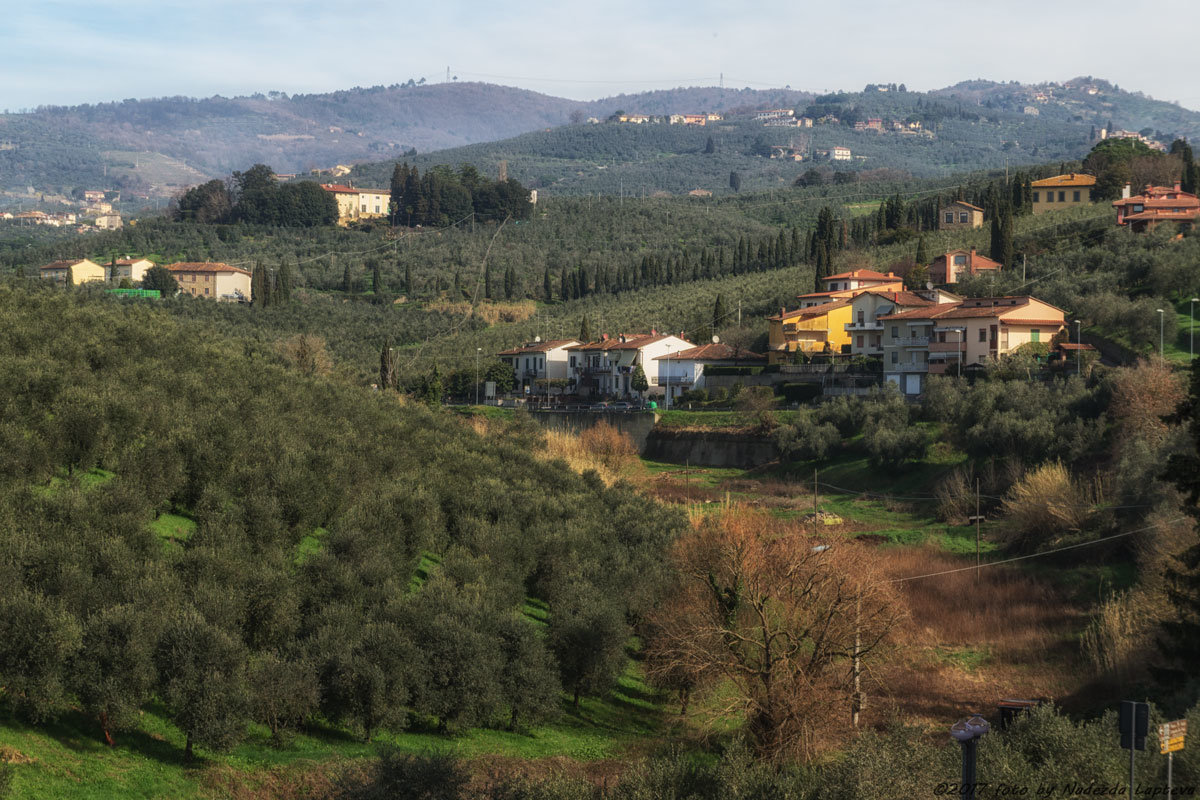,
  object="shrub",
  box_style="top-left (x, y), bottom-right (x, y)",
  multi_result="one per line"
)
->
top-left (772, 415), bottom-right (841, 462)
top-left (862, 419), bottom-right (926, 468)
top-left (999, 461), bottom-right (1090, 552)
